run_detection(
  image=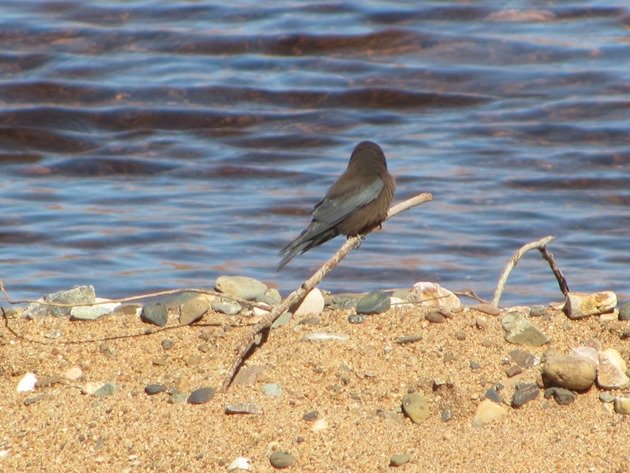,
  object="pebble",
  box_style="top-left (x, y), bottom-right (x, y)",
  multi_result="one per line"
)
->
top-left (260, 288), bottom-right (282, 305)
top-left (425, 311), bottom-right (449, 323)
top-left (390, 296), bottom-right (413, 309)
top-left (297, 316), bottom-right (321, 326)
top-left (24, 285), bottom-right (96, 318)
top-left (211, 297), bottom-right (242, 316)
top-left (619, 302), bottom-right (630, 321)
top-left (544, 387), bottom-right (577, 405)
top-left (227, 456), bottom-right (251, 471)
top-left (441, 408), bottom-right (453, 422)
top-left (269, 451), bottom-right (294, 469)
top-left (566, 290), bottom-right (617, 319)
top-left (23, 394), bottom-right (45, 406)
top-left (530, 305), bottom-right (546, 316)
top-left (509, 349), bottom-right (538, 368)
top-left (355, 291), bottom-right (391, 315)
top-left (179, 297), bottom-right (209, 325)
top-left (302, 332), bottom-right (349, 342)
top-left (348, 314), bottom-right (366, 324)
top-left (402, 393), bottom-right (430, 424)
top-left (311, 418), bottom-right (329, 432)
top-left (621, 328), bottom-right (630, 340)
top-left (168, 391), bottom-right (188, 404)
top-left (613, 397), bottom-right (630, 415)
top-left (225, 403), bottom-right (263, 415)
top-left (187, 387), bottom-right (215, 404)
top-left (70, 300), bottom-right (120, 320)
top-left (270, 311), bottom-right (292, 329)
top-left (152, 357), bottom-right (168, 366)
top-left (140, 302), bottom-right (168, 327)
top-left (185, 354), bottom-right (202, 366)
top-left (542, 354), bottom-right (596, 391)
top-left (161, 339), bottom-right (174, 350)
top-left (82, 382), bottom-right (117, 396)
top-left (232, 365), bottom-right (264, 386)
top-left (503, 314), bottom-right (549, 347)
top-left (145, 384), bottom-right (167, 395)
top-left (302, 410), bottom-right (319, 421)
top-left (511, 383), bottom-right (539, 408)
top-left (470, 361), bottom-right (481, 370)
top-left (294, 288), bottom-right (325, 316)
top-left (505, 365), bottom-right (522, 378)
top-left (597, 348), bottom-right (629, 389)
top-left (389, 454), bottom-right (411, 467)
top-left (472, 399), bottom-right (507, 427)
top-left (570, 346), bottom-right (599, 367)
top-left (16, 372), bottom-right (38, 392)
top-left (112, 304), bottom-right (143, 317)
top-left (472, 303), bottom-right (501, 316)
top-left (484, 387), bottom-right (502, 403)
top-left (395, 335), bottom-right (423, 344)
top-left (454, 330), bottom-right (467, 340)
top-left (36, 375), bottom-right (63, 388)
top-left (599, 391), bottom-right (615, 403)
top-left (215, 275), bottom-right (268, 301)
top-left (328, 293), bottom-right (361, 310)
top-left (412, 282), bottom-right (461, 312)
top-left (262, 383), bottom-right (282, 397)
top-left (65, 366), bottom-right (83, 381)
